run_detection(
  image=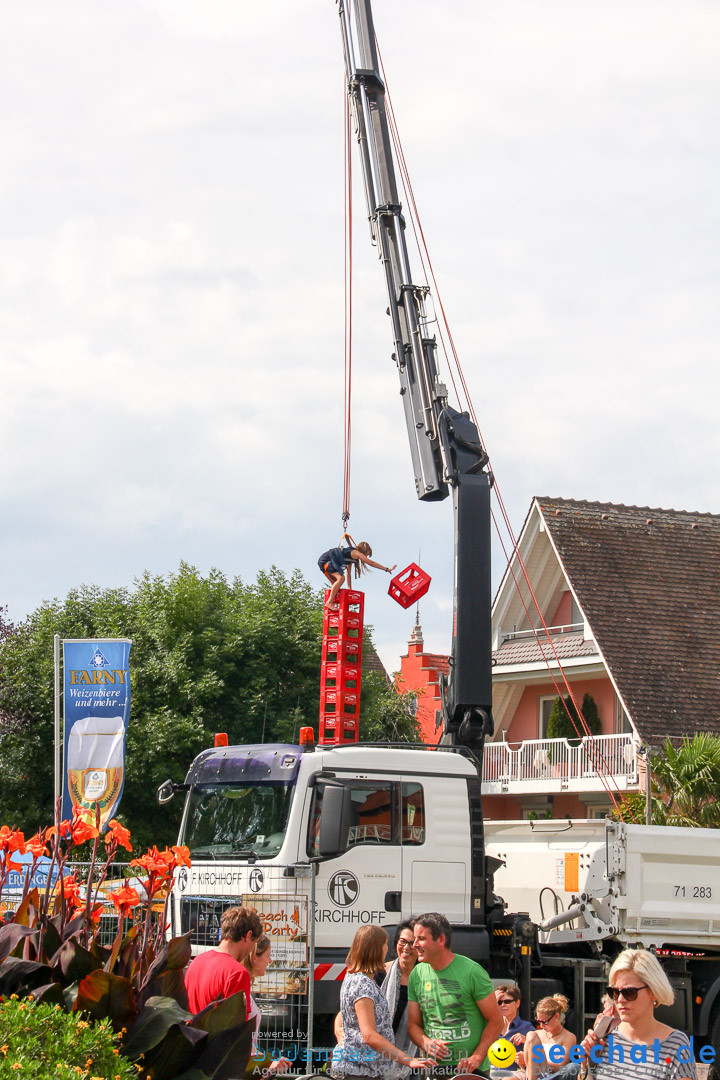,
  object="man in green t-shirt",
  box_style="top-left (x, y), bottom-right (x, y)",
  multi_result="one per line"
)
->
top-left (407, 912), bottom-right (502, 1079)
